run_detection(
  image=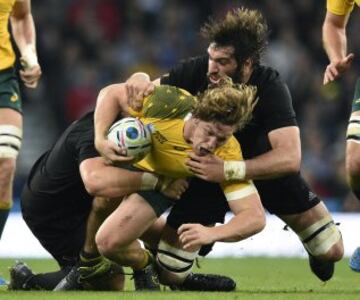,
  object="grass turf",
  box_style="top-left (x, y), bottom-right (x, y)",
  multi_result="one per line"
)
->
top-left (0, 257), bottom-right (359, 300)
